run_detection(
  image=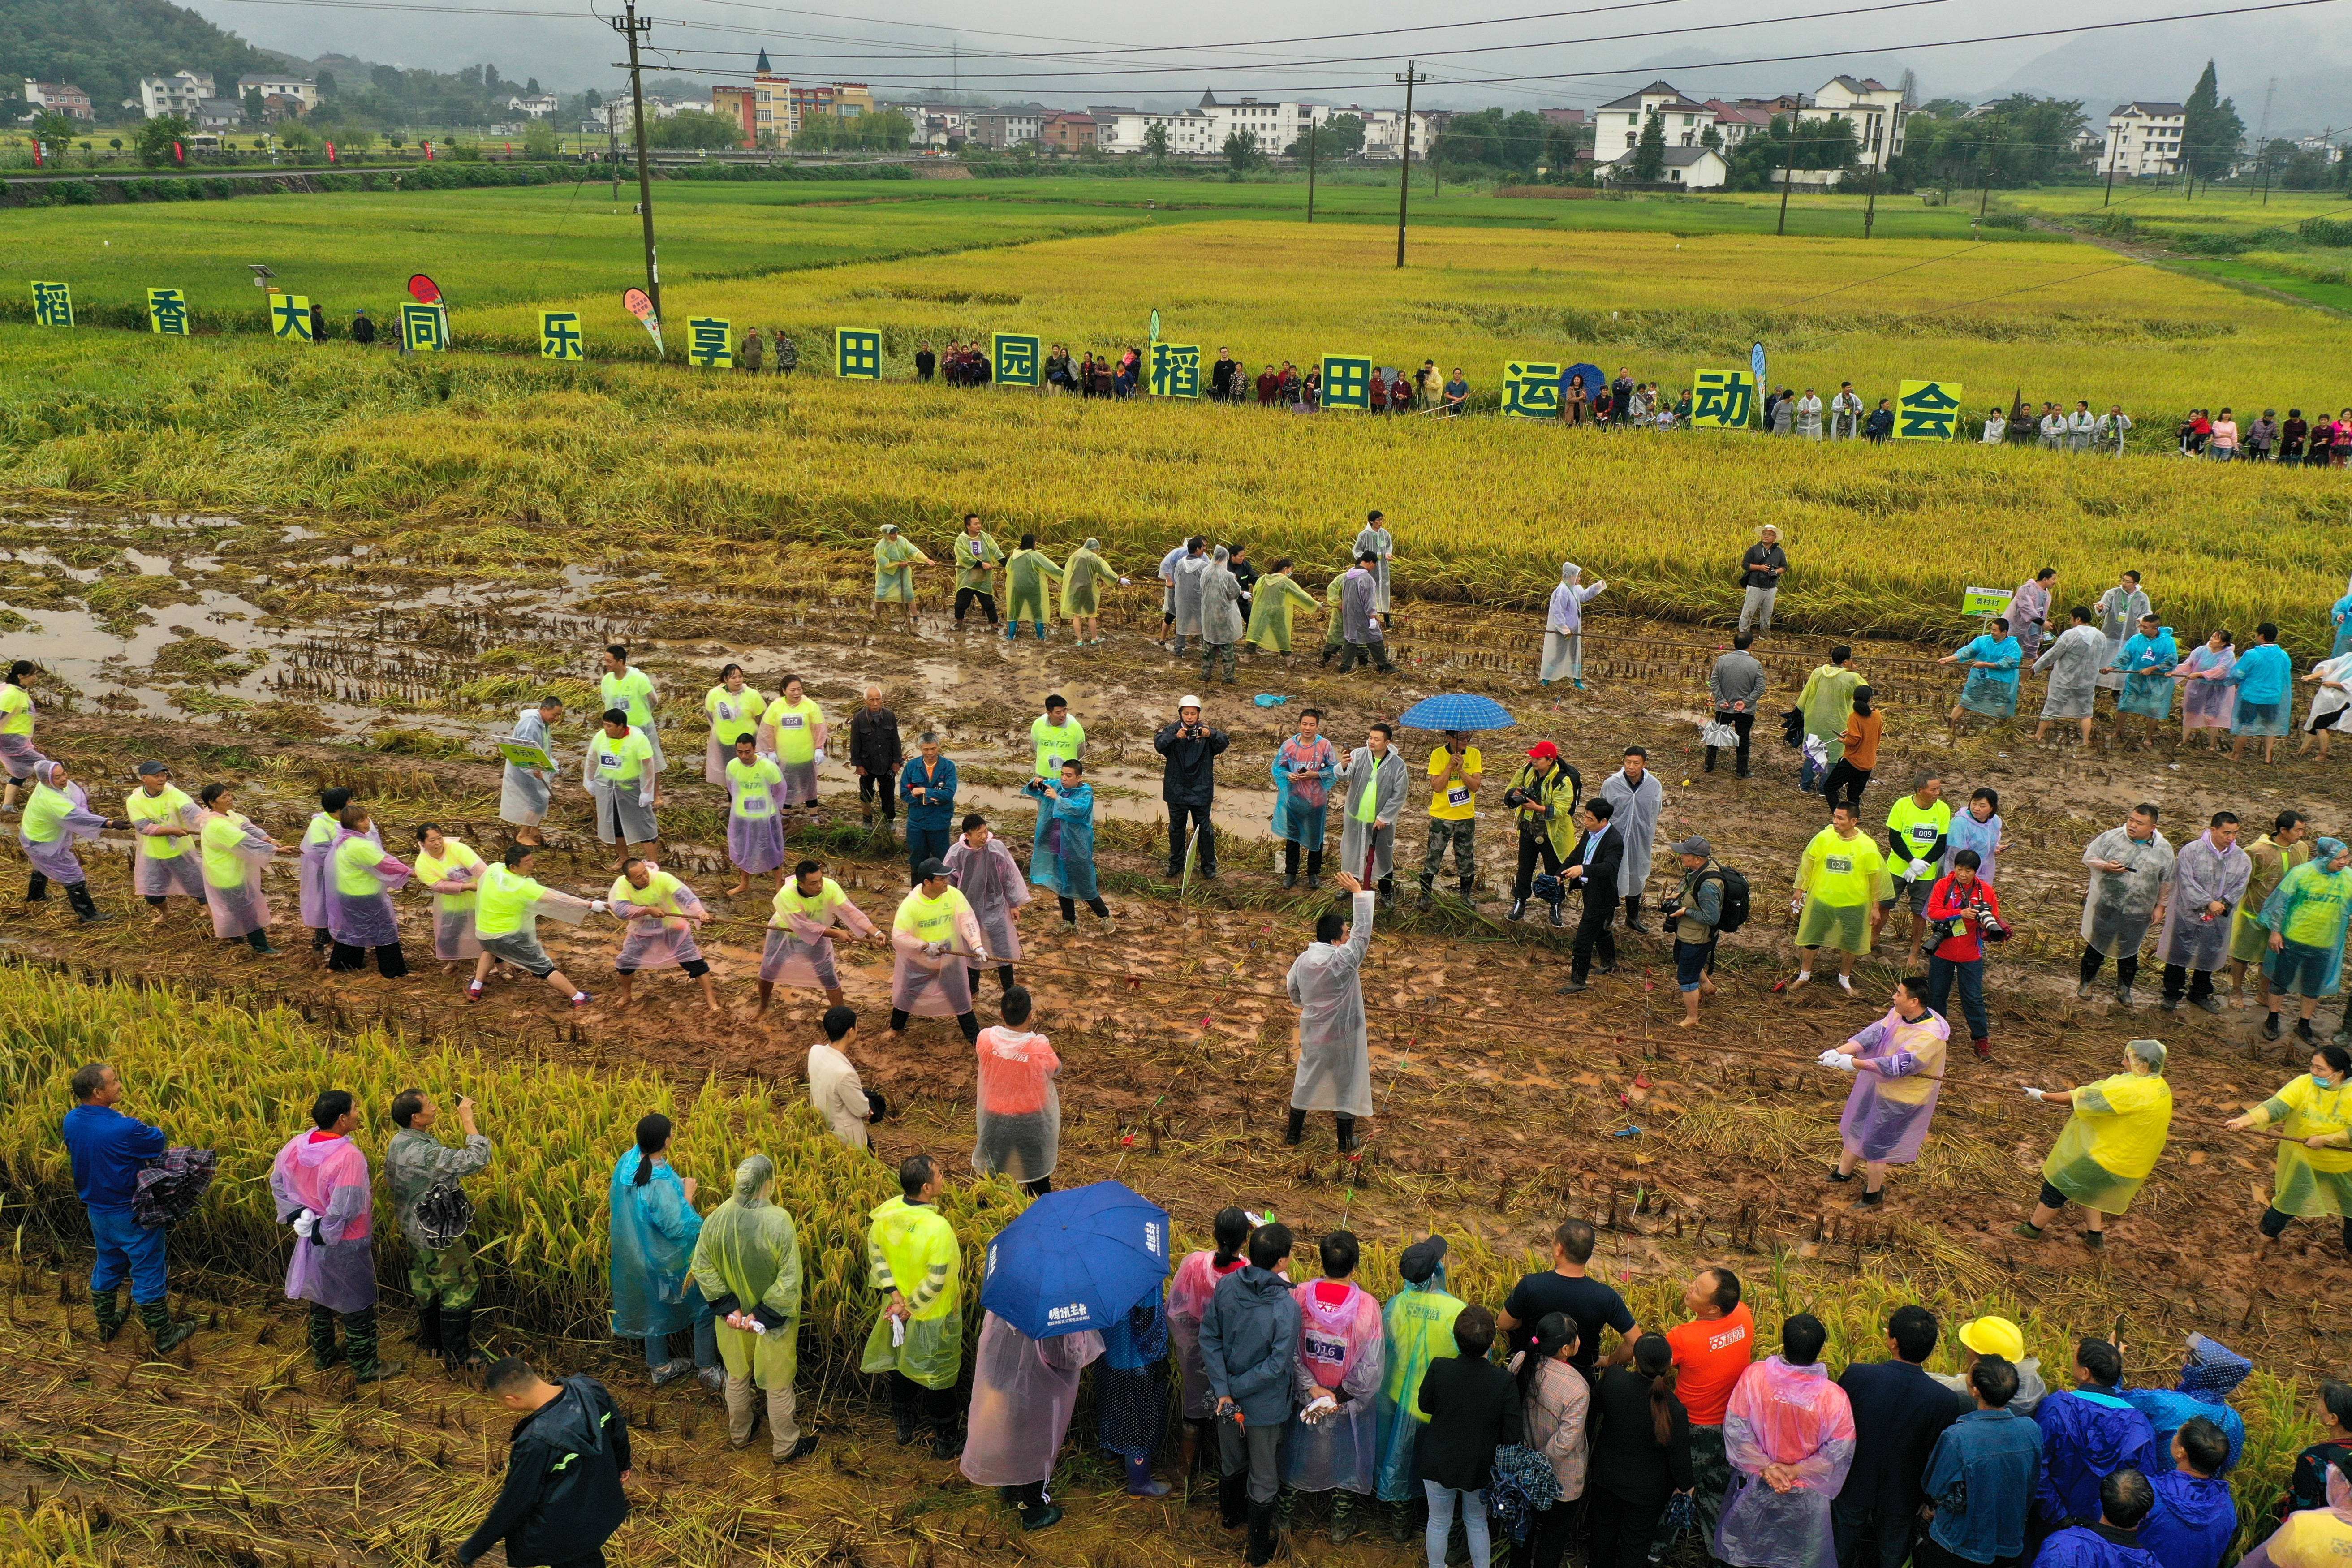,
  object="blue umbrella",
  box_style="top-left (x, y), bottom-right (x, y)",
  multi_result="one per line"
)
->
top-left (1397, 693), bottom-right (1516, 732)
top-left (978, 1181), bottom-right (1172, 1340)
